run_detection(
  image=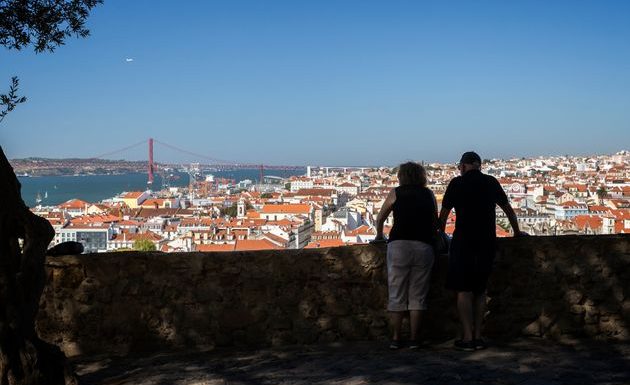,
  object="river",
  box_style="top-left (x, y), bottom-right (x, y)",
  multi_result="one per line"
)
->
top-left (17, 169), bottom-right (305, 207)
